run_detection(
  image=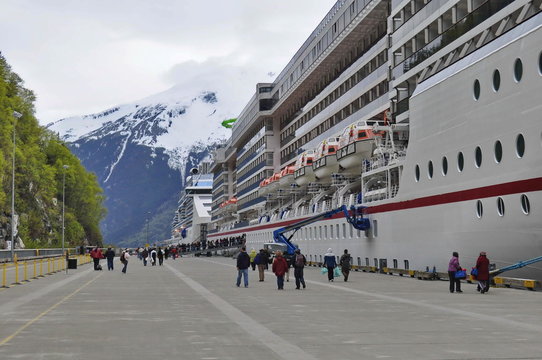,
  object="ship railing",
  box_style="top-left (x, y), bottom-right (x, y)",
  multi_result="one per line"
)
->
top-left (362, 150), bottom-right (406, 173)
